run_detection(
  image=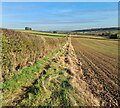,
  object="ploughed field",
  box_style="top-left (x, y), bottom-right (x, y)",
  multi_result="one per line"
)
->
top-left (72, 37), bottom-right (119, 106)
top-left (1, 29), bottom-right (119, 106)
